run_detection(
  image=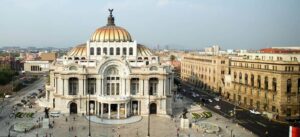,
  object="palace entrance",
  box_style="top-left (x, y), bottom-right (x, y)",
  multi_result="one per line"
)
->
top-left (70, 102), bottom-right (77, 114)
